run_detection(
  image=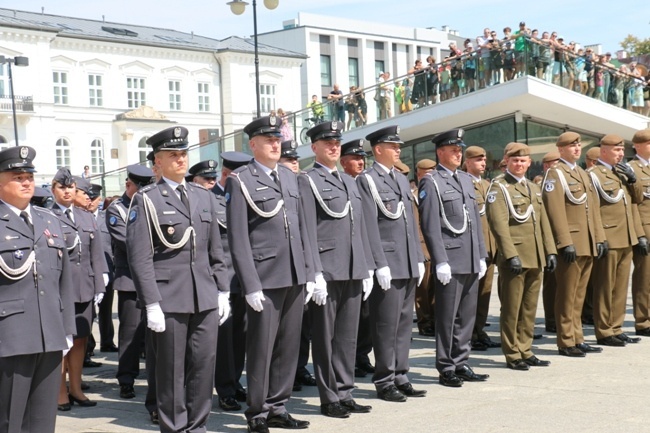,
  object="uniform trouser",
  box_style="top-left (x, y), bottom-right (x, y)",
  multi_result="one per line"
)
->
top-left (312, 280), bottom-right (362, 404)
top-left (582, 276), bottom-right (595, 322)
top-left (116, 291), bottom-right (146, 386)
top-left (472, 263), bottom-right (495, 340)
top-left (215, 293), bottom-right (247, 398)
top-left (369, 277), bottom-right (416, 391)
top-left (499, 266), bottom-right (542, 363)
top-left (98, 281), bottom-right (115, 347)
top-left (542, 270), bottom-right (556, 327)
top-left (295, 304), bottom-right (313, 378)
top-left (593, 247), bottom-right (633, 339)
top-left (435, 273), bottom-right (478, 373)
top-left (415, 261), bottom-right (435, 331)
top-left (355, 297), bottom-right (372, 365)
top-left (0, 351), bottom-right (61, 433)
top-left (152, 309), bottom-right (218, 433)
top-left (245, 285), bottom-right (304, 421)
top-left (144, 326), bottom-right (157, 415)
top-left (632, 250), bottom-right (650, 331)
top-left (555, 256), bottom-right (592, 348)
